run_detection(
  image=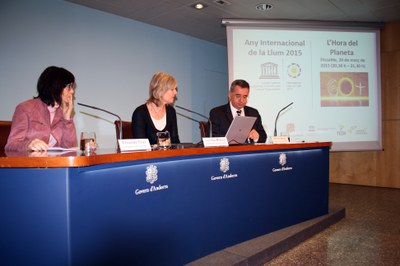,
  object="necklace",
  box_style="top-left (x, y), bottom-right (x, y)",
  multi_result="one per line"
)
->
top-left (150, 103), bottom-right (165, 119)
